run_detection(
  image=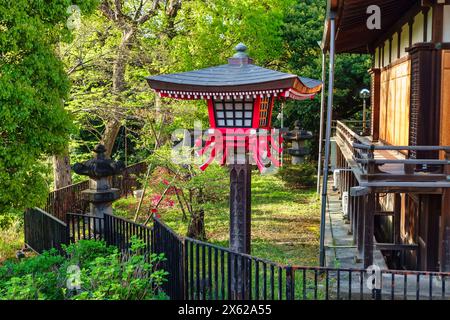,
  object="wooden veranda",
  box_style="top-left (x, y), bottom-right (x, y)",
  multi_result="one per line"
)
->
top-left (334, 120), bottom-right (450, 271)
